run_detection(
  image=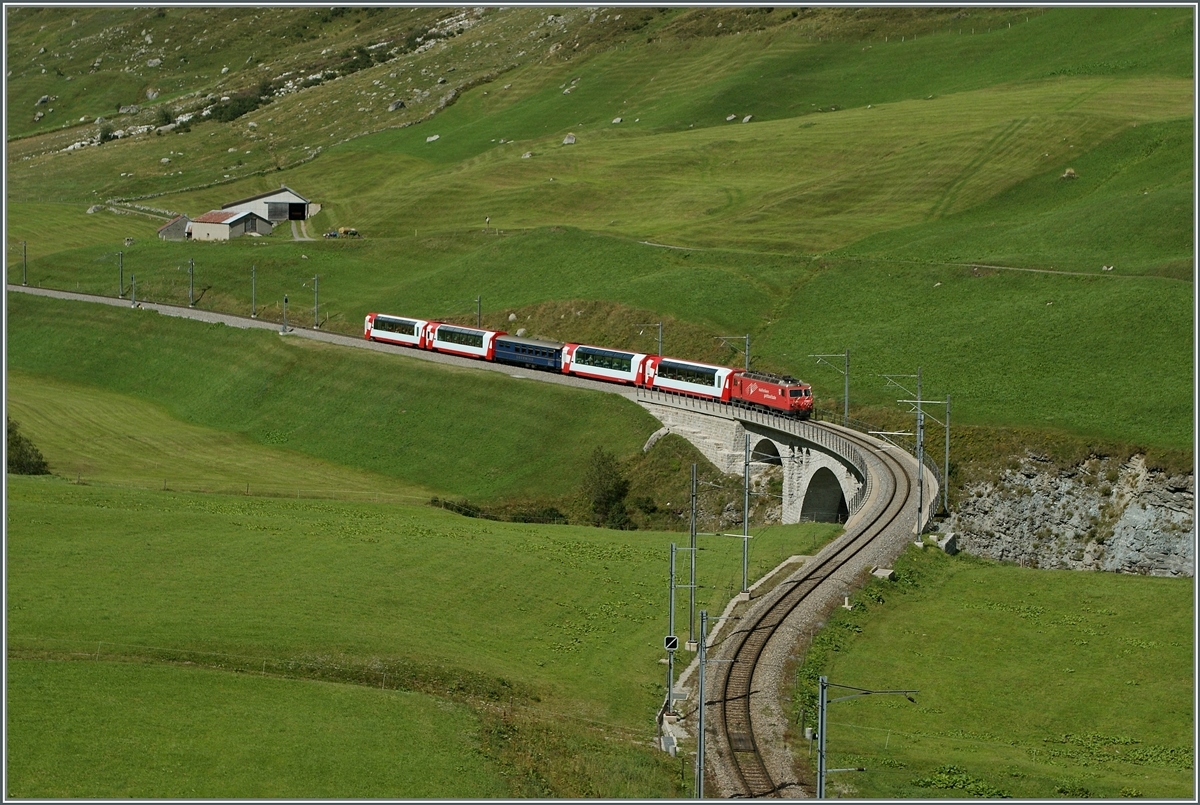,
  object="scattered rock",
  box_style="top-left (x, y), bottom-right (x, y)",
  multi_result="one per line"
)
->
top-left (726, 114), bottom-right (737, 121)
top-left (508, 313), bottom-right (518, 322)
top-left (1061, 167), bottom-right (1077, 179)
top-left (160, 157), bottom-right (171, 164)
top-left (1102, 265), bottom-right (1113, 271)
top-left (516, 328), bottom-right (527, 337)
top-left (562, 133), bottom-right (575, 145)
top-left (612, 117), bottom-right (622, 123)
top-left (426, 134), bottom-right (439, 142)
top-left (742, 114), bottom-right (753, 123)
top-left (33, 111), bottom-right (43, 122)
top-left (118, 105), bottom-right (139, 115)
top-left (437, 77), bottom-right (446, 84)
top-left (221, 66), bottom-right (229, 74)
top-left (35, 95), bottom-right (49, 106)
top-left (247, 121), bottom-right (257, 129)
top-left (147, 58), bottom-right (162, 68)
top-left (521, 151), bottom-right (532, 159)
top-left (146, 89), bottom-right (159, 100)
top-left (388, 99), bottom-right (406, 112)
top-left (86, 204), bottom-right (103, 214)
